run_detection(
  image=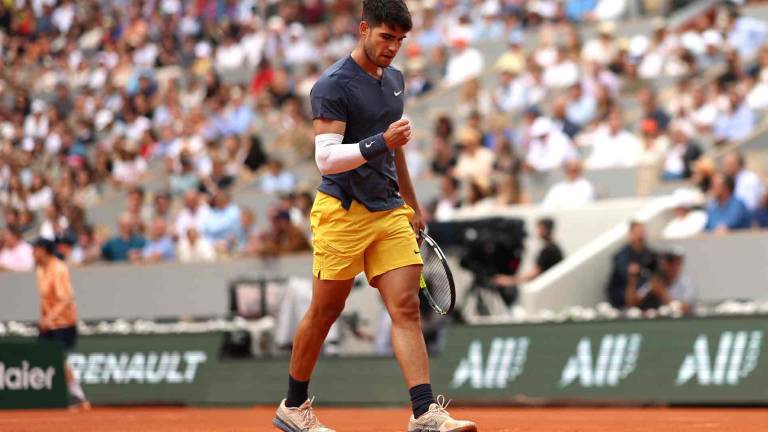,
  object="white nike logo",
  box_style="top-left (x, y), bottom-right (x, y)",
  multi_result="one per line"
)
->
top-left (365, 141), bottom-right (373, 148)
top-left (394, 90), bottom-right (402, 96)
